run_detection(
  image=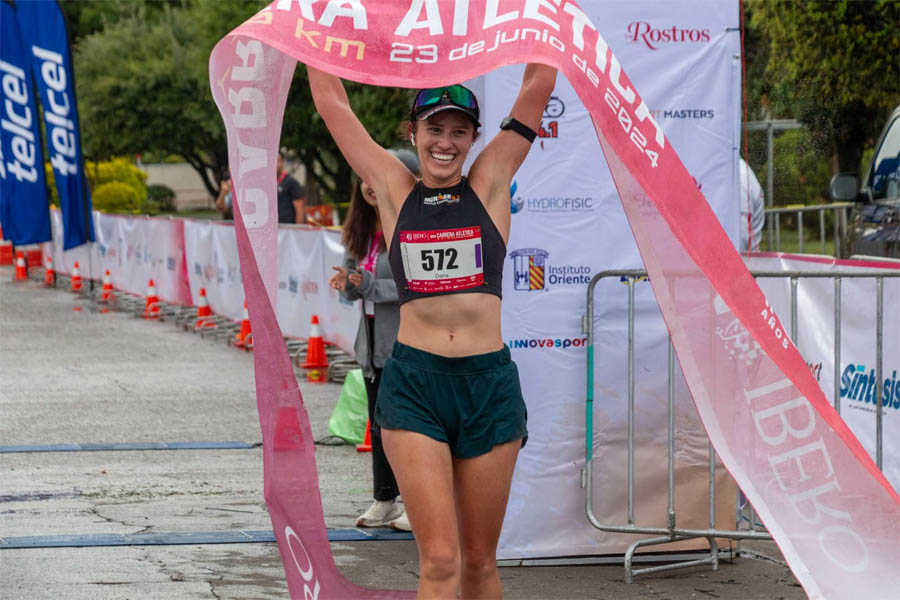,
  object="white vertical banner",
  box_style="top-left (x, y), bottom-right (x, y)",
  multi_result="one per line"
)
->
top-left (492, 1), bottom-right (742, 558)
top-left (45, 209), bottom-right (101, 279)
top-left (45, 212), bottom-right (188, 303)
top-left (184, 220), bottom-right (246, 321)
top-left (184, 221), bottom-right (358, 351)
top-left (277, 227), bottom-right (359, 353)
top-left (98, 215), bottom-right (188, 302)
